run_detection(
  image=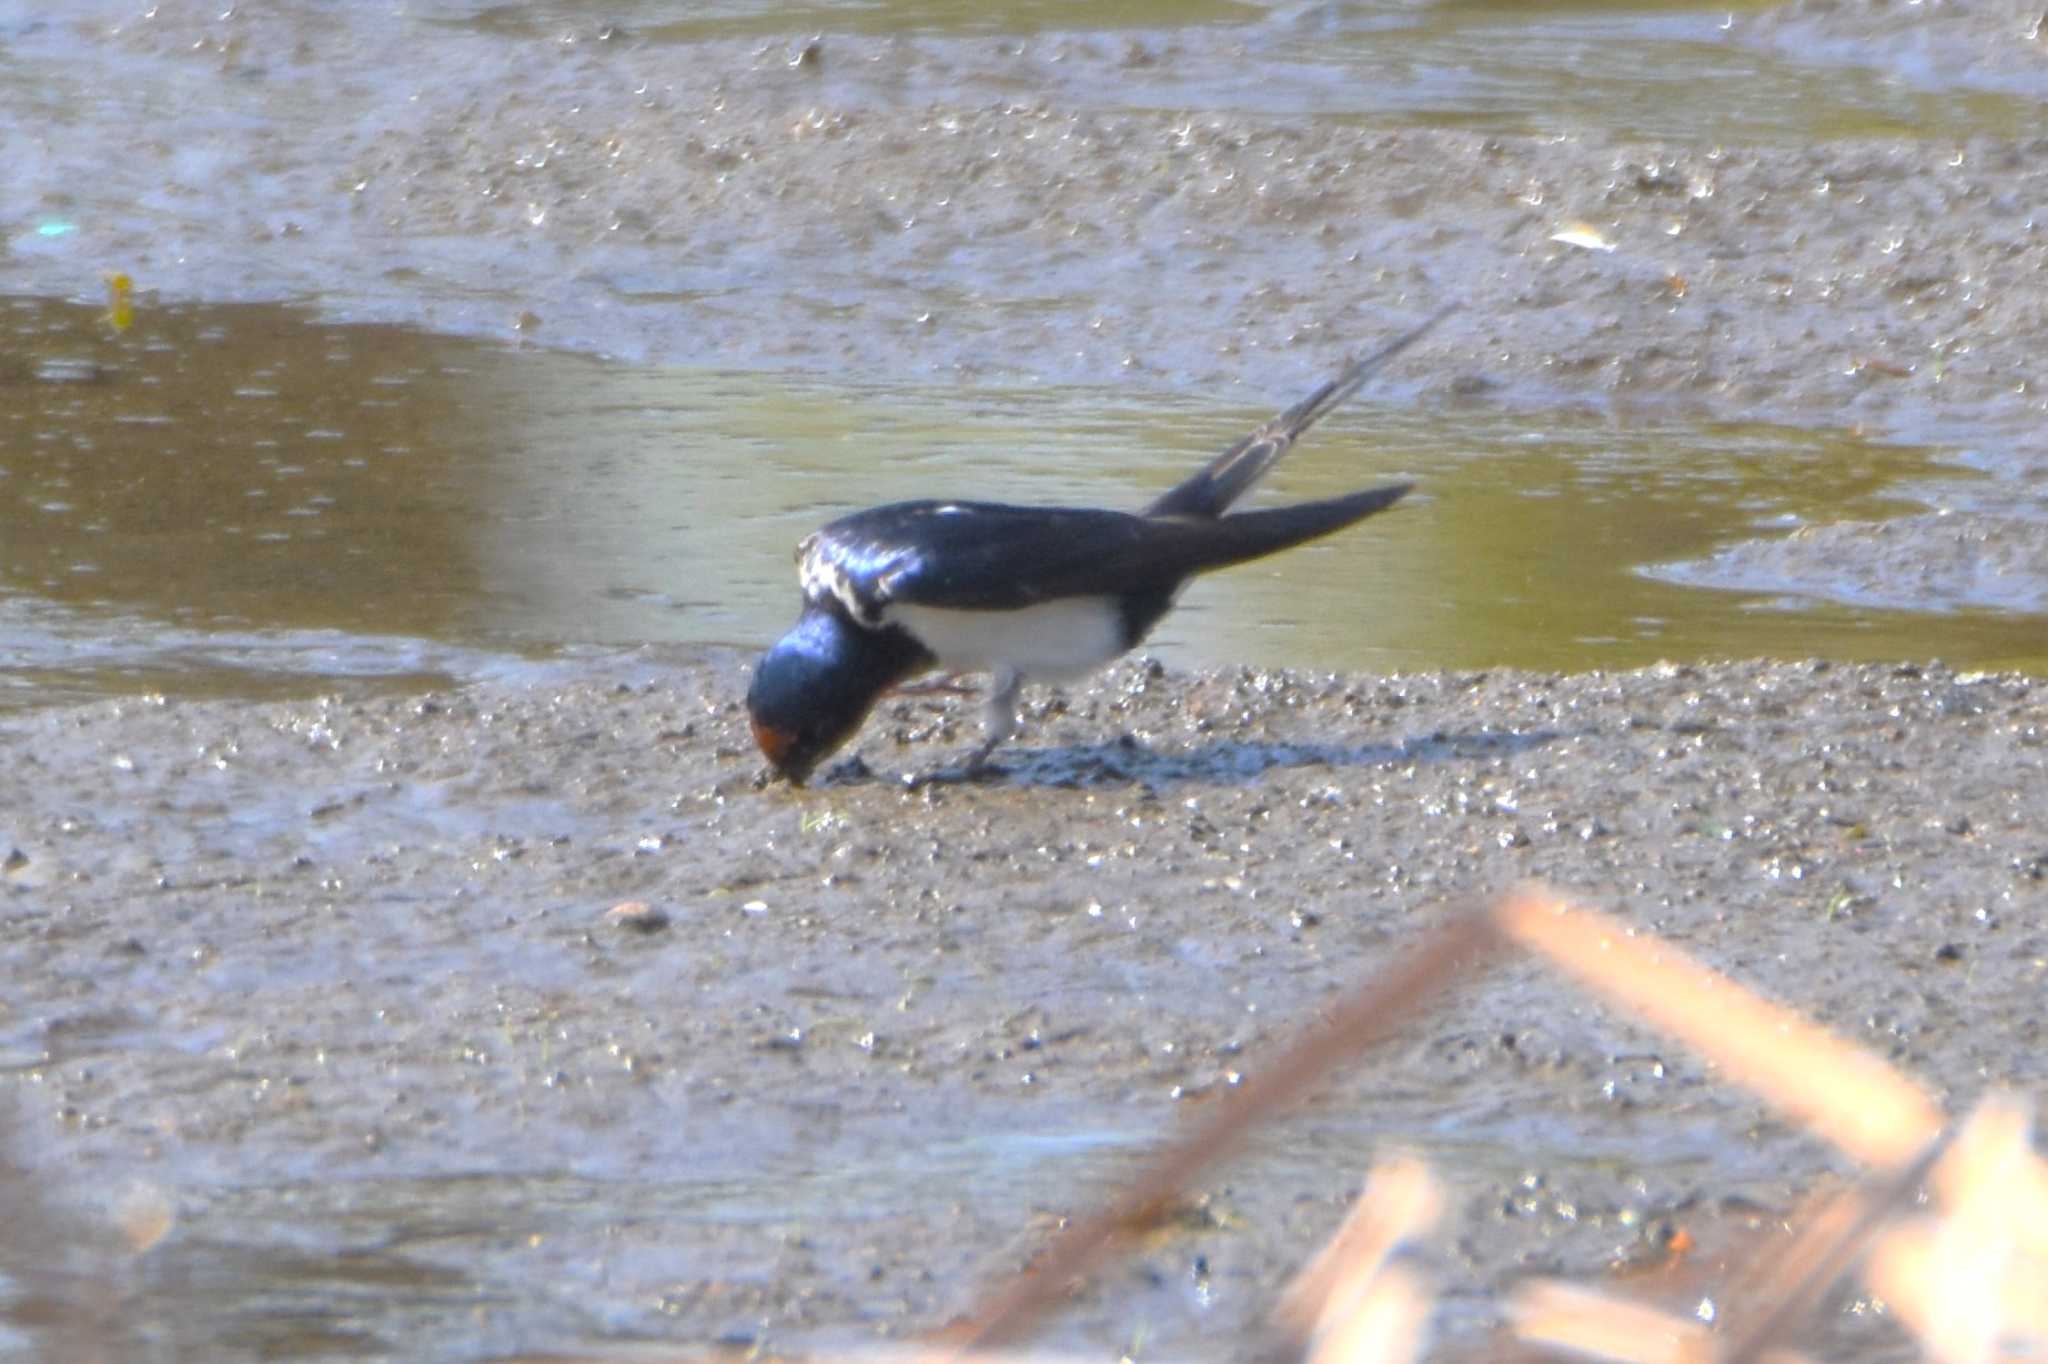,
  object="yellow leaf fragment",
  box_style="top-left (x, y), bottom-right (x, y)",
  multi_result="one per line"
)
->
top-left (103, 271), bottom-right (135, 332)
top-left (1275, 1157), bottom-right (1443, 1343)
